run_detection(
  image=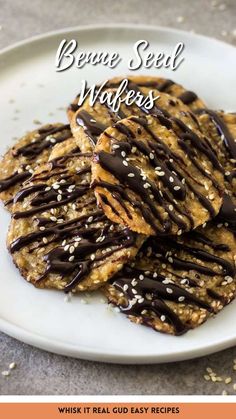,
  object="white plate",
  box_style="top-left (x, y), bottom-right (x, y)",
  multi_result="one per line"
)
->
top-left (0, 24), bottom-right (235, 364)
